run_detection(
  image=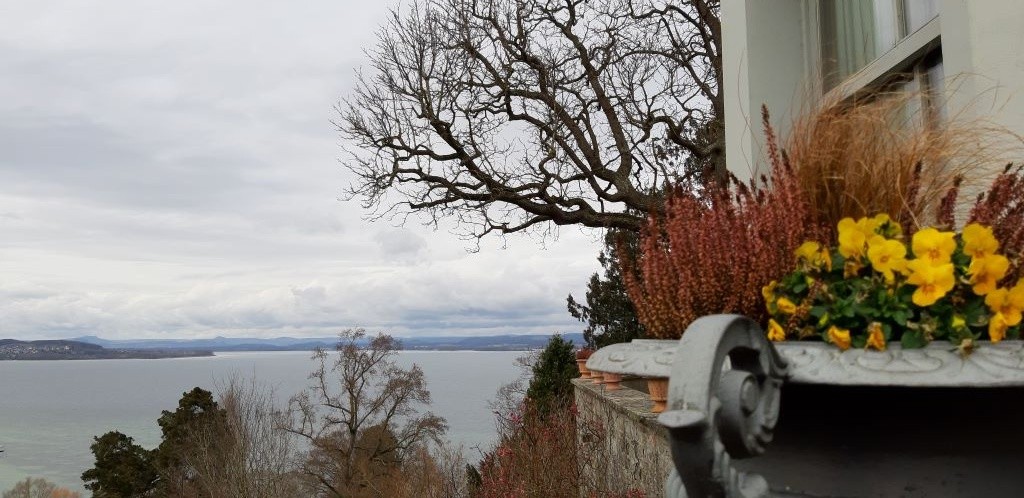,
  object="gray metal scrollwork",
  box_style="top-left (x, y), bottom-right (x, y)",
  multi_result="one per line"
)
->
top-left (658, 315), bottom-right (789, 498)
